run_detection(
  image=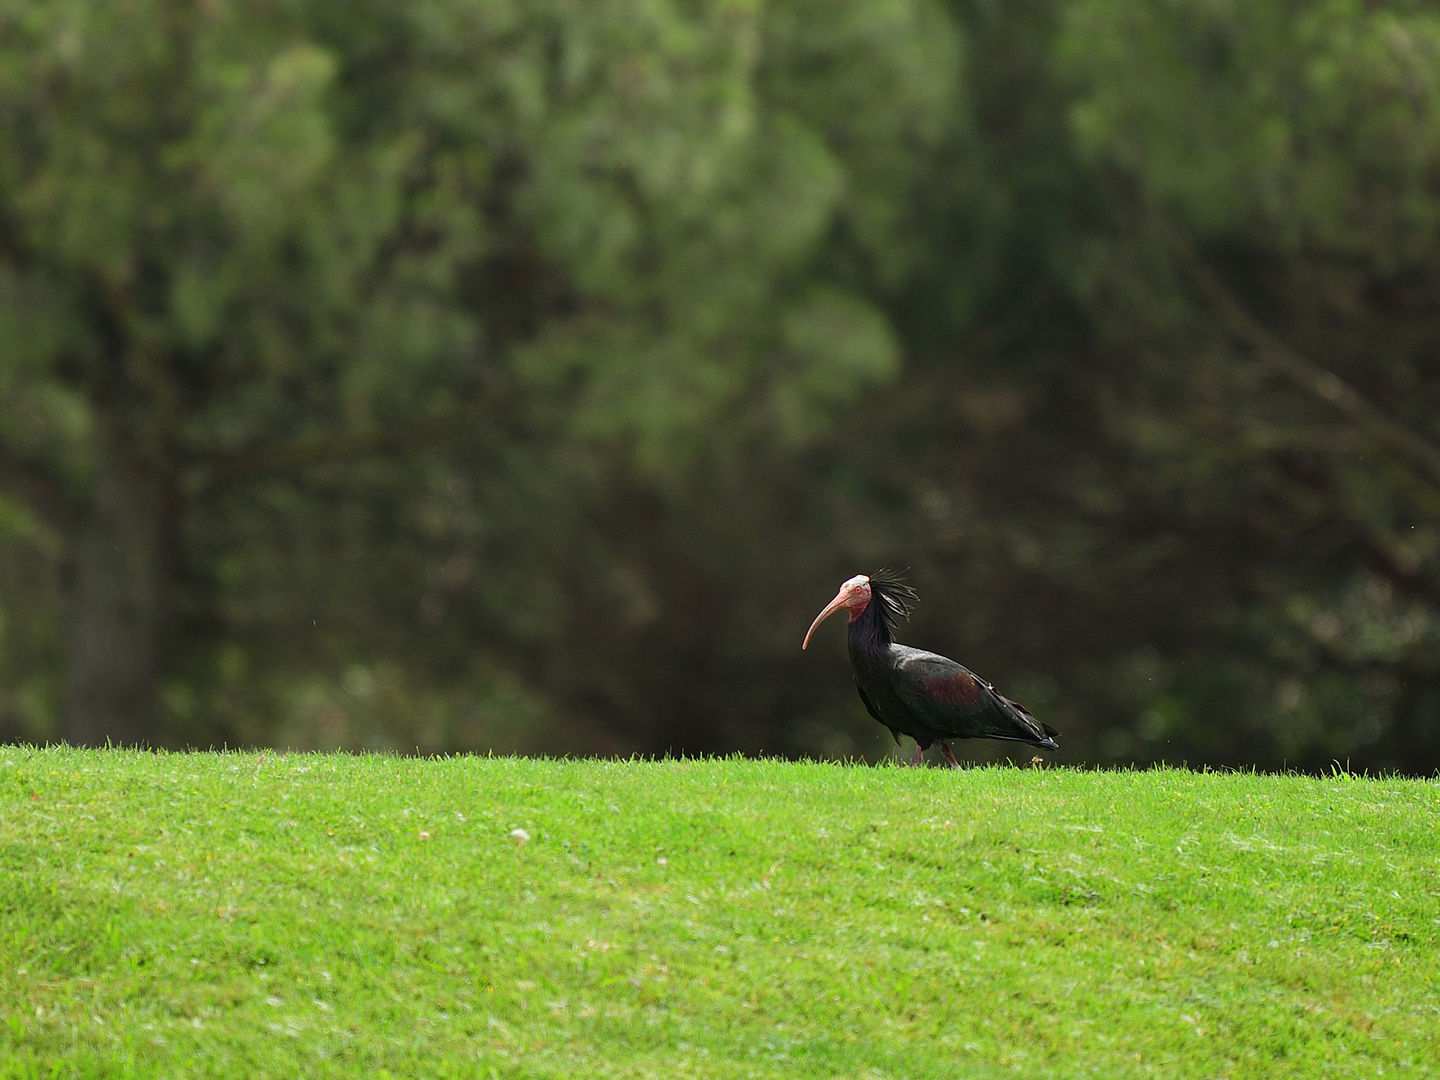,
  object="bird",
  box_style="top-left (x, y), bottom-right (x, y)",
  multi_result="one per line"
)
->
top-left (802, 571), bottom-right (1059, 767)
